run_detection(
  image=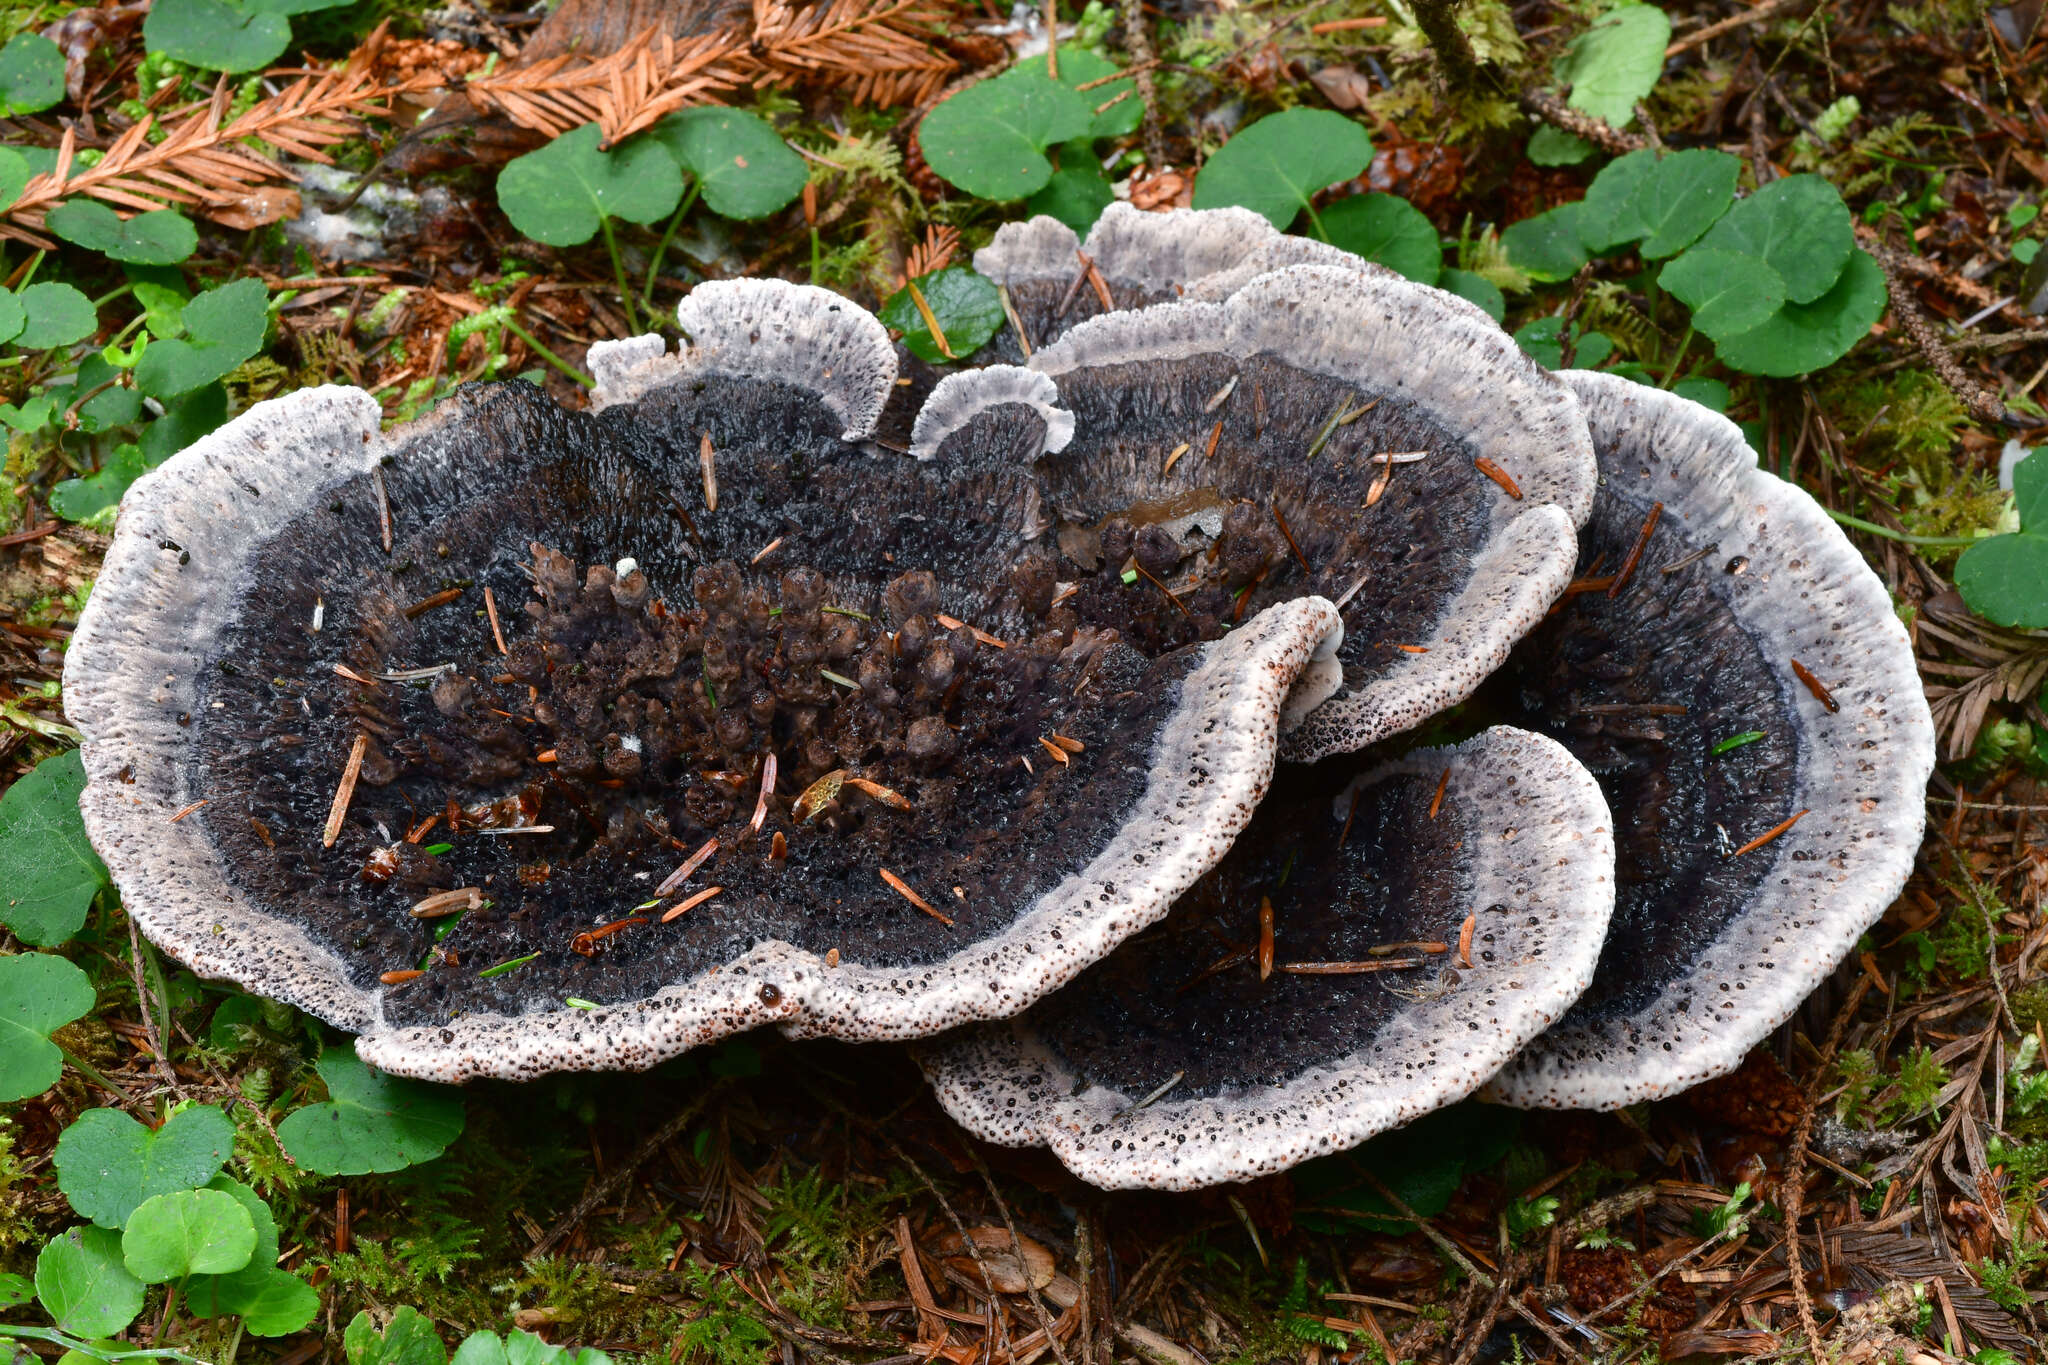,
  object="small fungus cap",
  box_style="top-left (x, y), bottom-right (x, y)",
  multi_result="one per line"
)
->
top-left (1483, 374), bottom-right (1935, 1110)
top-left (65, 282), bottom-right (1343, 1083)
top-left (919, 726), bottom-right (1615, 1190)
top-left (914, 257), bottom-right (1597, 762)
